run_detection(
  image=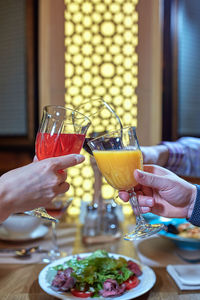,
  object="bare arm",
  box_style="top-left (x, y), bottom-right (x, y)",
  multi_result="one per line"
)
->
top-left (0, 154), bottom-right (84, 223)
